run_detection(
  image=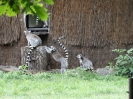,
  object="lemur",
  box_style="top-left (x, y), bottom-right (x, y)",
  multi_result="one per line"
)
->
top-left (77, 54), bottom-right (94, 71)
top-left (44, 36), bottom-right (68, 73)
top-left (24, 30), bottom-right (42, 68)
